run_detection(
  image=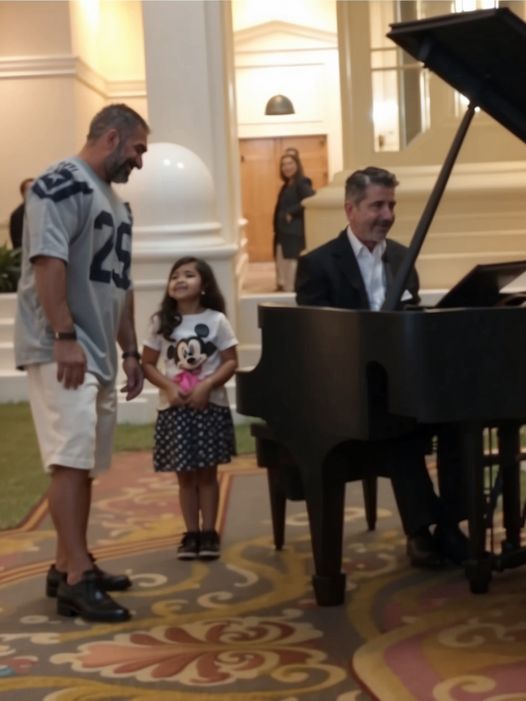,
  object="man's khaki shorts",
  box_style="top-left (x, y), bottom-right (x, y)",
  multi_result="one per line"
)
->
top-left (26, 363), bottom-right (116, 475)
